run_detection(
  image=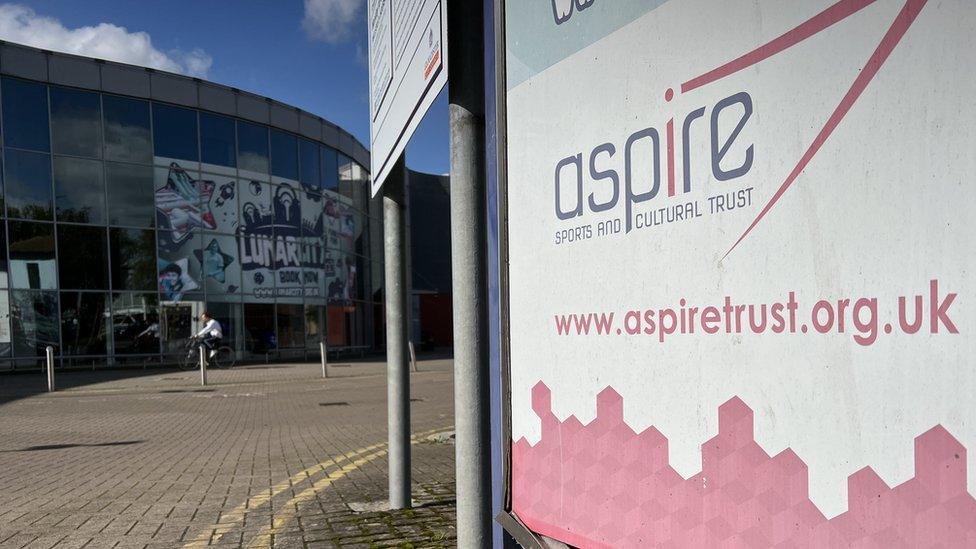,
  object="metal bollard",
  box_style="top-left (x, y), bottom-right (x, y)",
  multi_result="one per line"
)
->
top-left (320, 340), bottom-right (328, 378)
top-left (199, 344), bottom-right (207, 386)
top-left (45, 346), bottom-right (55, 392)
top-left (408, 341), bottom-right (418, 373)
